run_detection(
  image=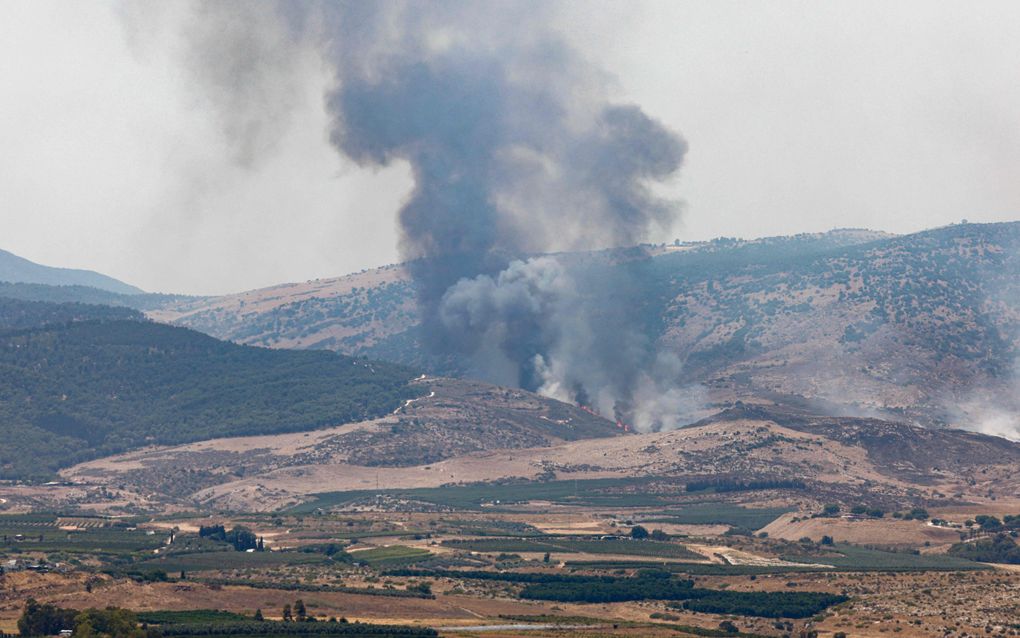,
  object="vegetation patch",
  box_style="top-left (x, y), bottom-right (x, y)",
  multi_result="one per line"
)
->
top-left (0, 514), bottom-right (165, 556)
top-left (135, 550), bottom-right (328, 573)
top-left (948, 534), bottom-right (1020, 564)
top-left (642, 504), bottom-right (792, 530)
top-left (518, 573), bottom-right (847, 618)
top-left (0, 316), bottom-right (419, 479)
top-left (350, 545), bottom-right (432, 568)
top-left (289, 477), bottom-right (680, 513)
